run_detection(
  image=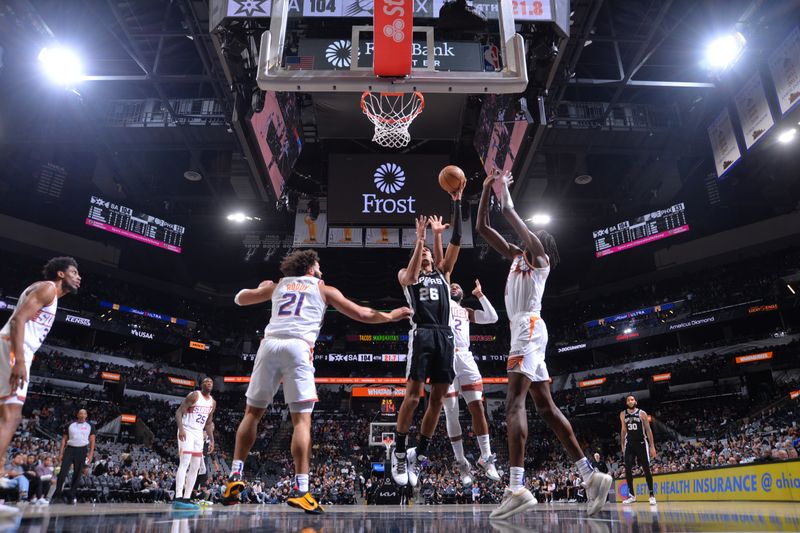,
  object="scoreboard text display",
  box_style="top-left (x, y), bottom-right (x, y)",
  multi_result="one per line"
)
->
top-left (593, 203), bottom-right (689, 258)
top-left (86, 196), bottom-right (185, 253)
